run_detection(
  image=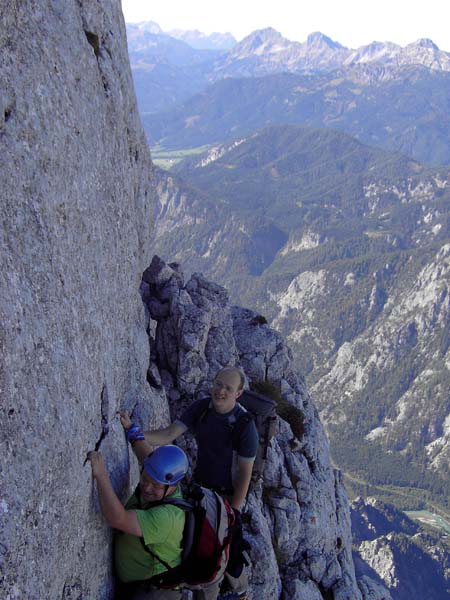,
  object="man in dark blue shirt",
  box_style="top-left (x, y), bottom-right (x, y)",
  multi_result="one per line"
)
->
top-left (141, 367), bottom-right (258, 511)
